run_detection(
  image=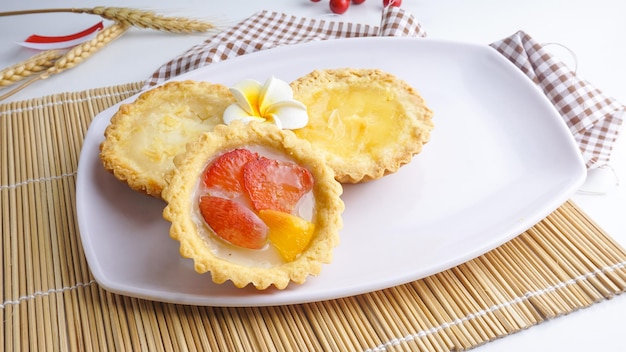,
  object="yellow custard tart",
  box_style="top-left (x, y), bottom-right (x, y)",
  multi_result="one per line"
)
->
top-left (99, 80), bottom-right (235, 198)
top-left (162, 122), bottom-right (344, 290)
top-left (290, 68), bottom-right (434, 183)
